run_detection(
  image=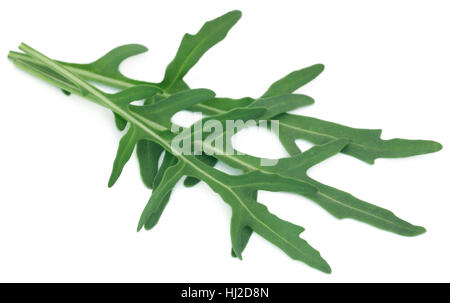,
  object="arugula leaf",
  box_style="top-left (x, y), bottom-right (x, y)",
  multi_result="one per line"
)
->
top-left (261, 64), bottom-right (325, 98)
top-left (276, 114), bottom-right (443, 162)
top-left (136, 140), bottom-right (164, 189)
top-left (9, 8), bottom-right (441, 164)
top-left (60, 44), bottom-right (151, 88)
top-left (160, 10), bottom-right (242, 91)
top-left (14, 43), bottom-right (333, 272)
top-left (8, 10), bottom-right (441, 273)
top-left (189, 121), bottom-right (427, 257)
top-left (10, 44), bottom-right (441, 163)
top-left (14, 44), bottom-right (331, 272)
top-left (190, 97), bottom-right (442, 162)
top-left (227, 140), bottom-right (427, 236)
top-left (143, 151), bottom-right (177, 230)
